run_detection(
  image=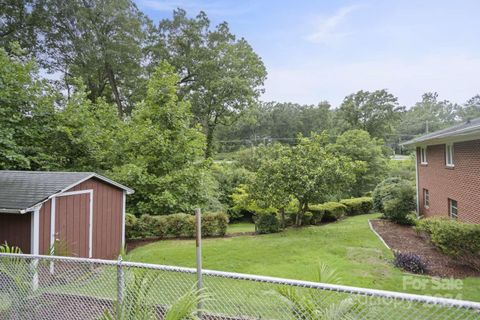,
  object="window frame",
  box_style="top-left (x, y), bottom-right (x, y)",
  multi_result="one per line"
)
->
top-left (449, 199), bottom-right (458, 220)
top-left (420, 147), bottom-right (428, 164)
top-left (445, 143), bottom-right (454, 167)
top-left (423, 189), bottom-right (429, 208)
